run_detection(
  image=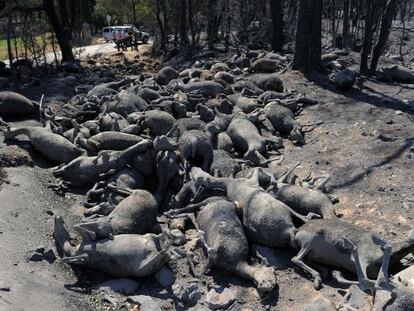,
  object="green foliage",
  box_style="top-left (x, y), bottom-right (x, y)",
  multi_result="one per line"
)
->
top-left (93, 0), bottom-right (154, 28)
